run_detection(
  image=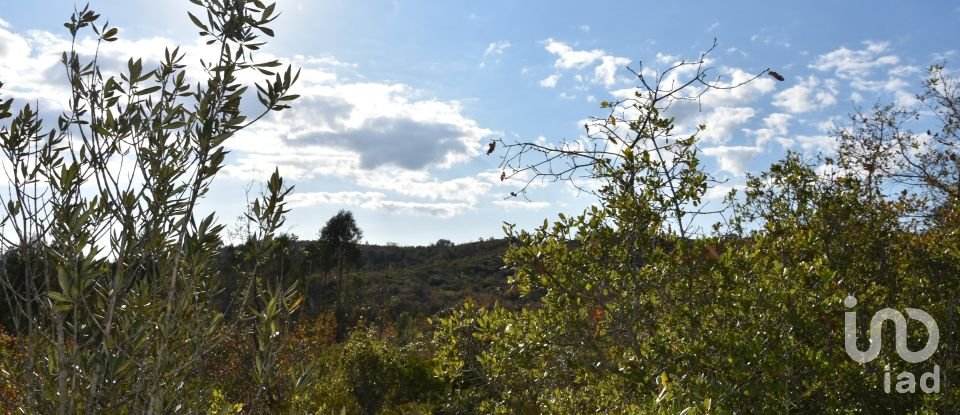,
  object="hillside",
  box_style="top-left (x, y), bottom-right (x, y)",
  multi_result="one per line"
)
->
top-left (309, 238), bottom-right (520, 321)
top-left (213, 238), bottom-right (522, 322)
